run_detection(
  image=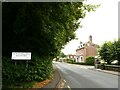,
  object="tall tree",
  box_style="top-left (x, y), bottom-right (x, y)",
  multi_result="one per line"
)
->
top-left (112, 39), bottom-right (120, 65)
top-left (2, 2), bottom-right (100, 87)
top-left (59, 52), bottom-right (66, 58)
top-left (3, 2), bottom-right (99, 58)
top-left (99, 41), bottom-right (113, 64)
